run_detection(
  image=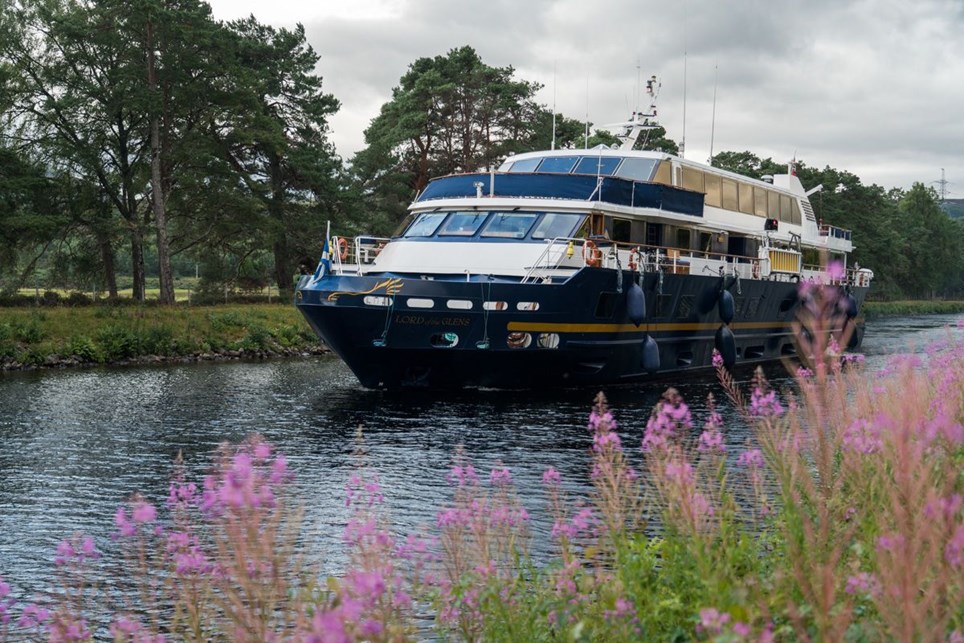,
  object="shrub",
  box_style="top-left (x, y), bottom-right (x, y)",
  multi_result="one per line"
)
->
top-left (95, 325), bottom-right (139, 361)
top-left (66, 335), bottom-right (102, 363)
